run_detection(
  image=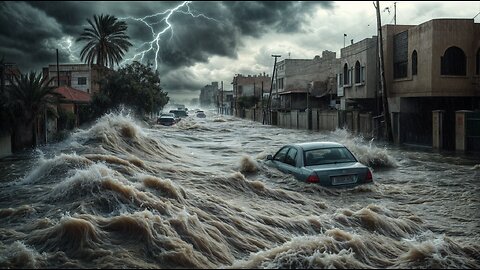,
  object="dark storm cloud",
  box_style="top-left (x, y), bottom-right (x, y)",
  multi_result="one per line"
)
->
top-left (0, 1), bottom-right (333, 92)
